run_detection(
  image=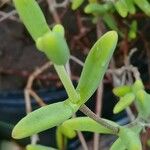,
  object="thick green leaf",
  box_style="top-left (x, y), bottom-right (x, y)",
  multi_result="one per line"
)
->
top-left (84, 3), bottom-right (111, 15)
top-left (119, 127), bottom-right (142, 150)
top-left (13, 0), bottom-right (50, 41)
top-left (136, 90), bottom-right (150, 119)
top-left (60, 117), bottom-right (119, 137)
top-left (27, 144), bottom-right (57, 150)
top-left (71, 0), bottom-right (85, 10)
top-left (113, 85), bottom-right (132, 97)
top-left (134, 0), bottom-right (150, 16)
top-left (76, 31), bottom-right (118, 105)
top-left (56, 127), bottom-right (67, 150)
top-left (113, 93), bottom-right (135, 114)
top-left (114, 0), bottom-right (128, 17)
top-left (12, 101), bottom-right (79, 139)
top-left (125, 0), bottom-right (136, 14)
top-left (132, 80), bottom-right (144, 94)
top-left (36, 31), bottom-right (70, 65)
top-left (110, 138), bottom-right (126, 150)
